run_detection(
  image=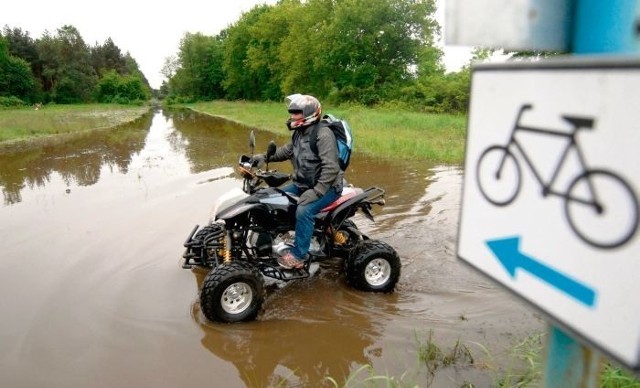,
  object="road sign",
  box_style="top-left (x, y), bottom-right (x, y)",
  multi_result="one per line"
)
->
top-left (457, 57), bottom-right (640, 369)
